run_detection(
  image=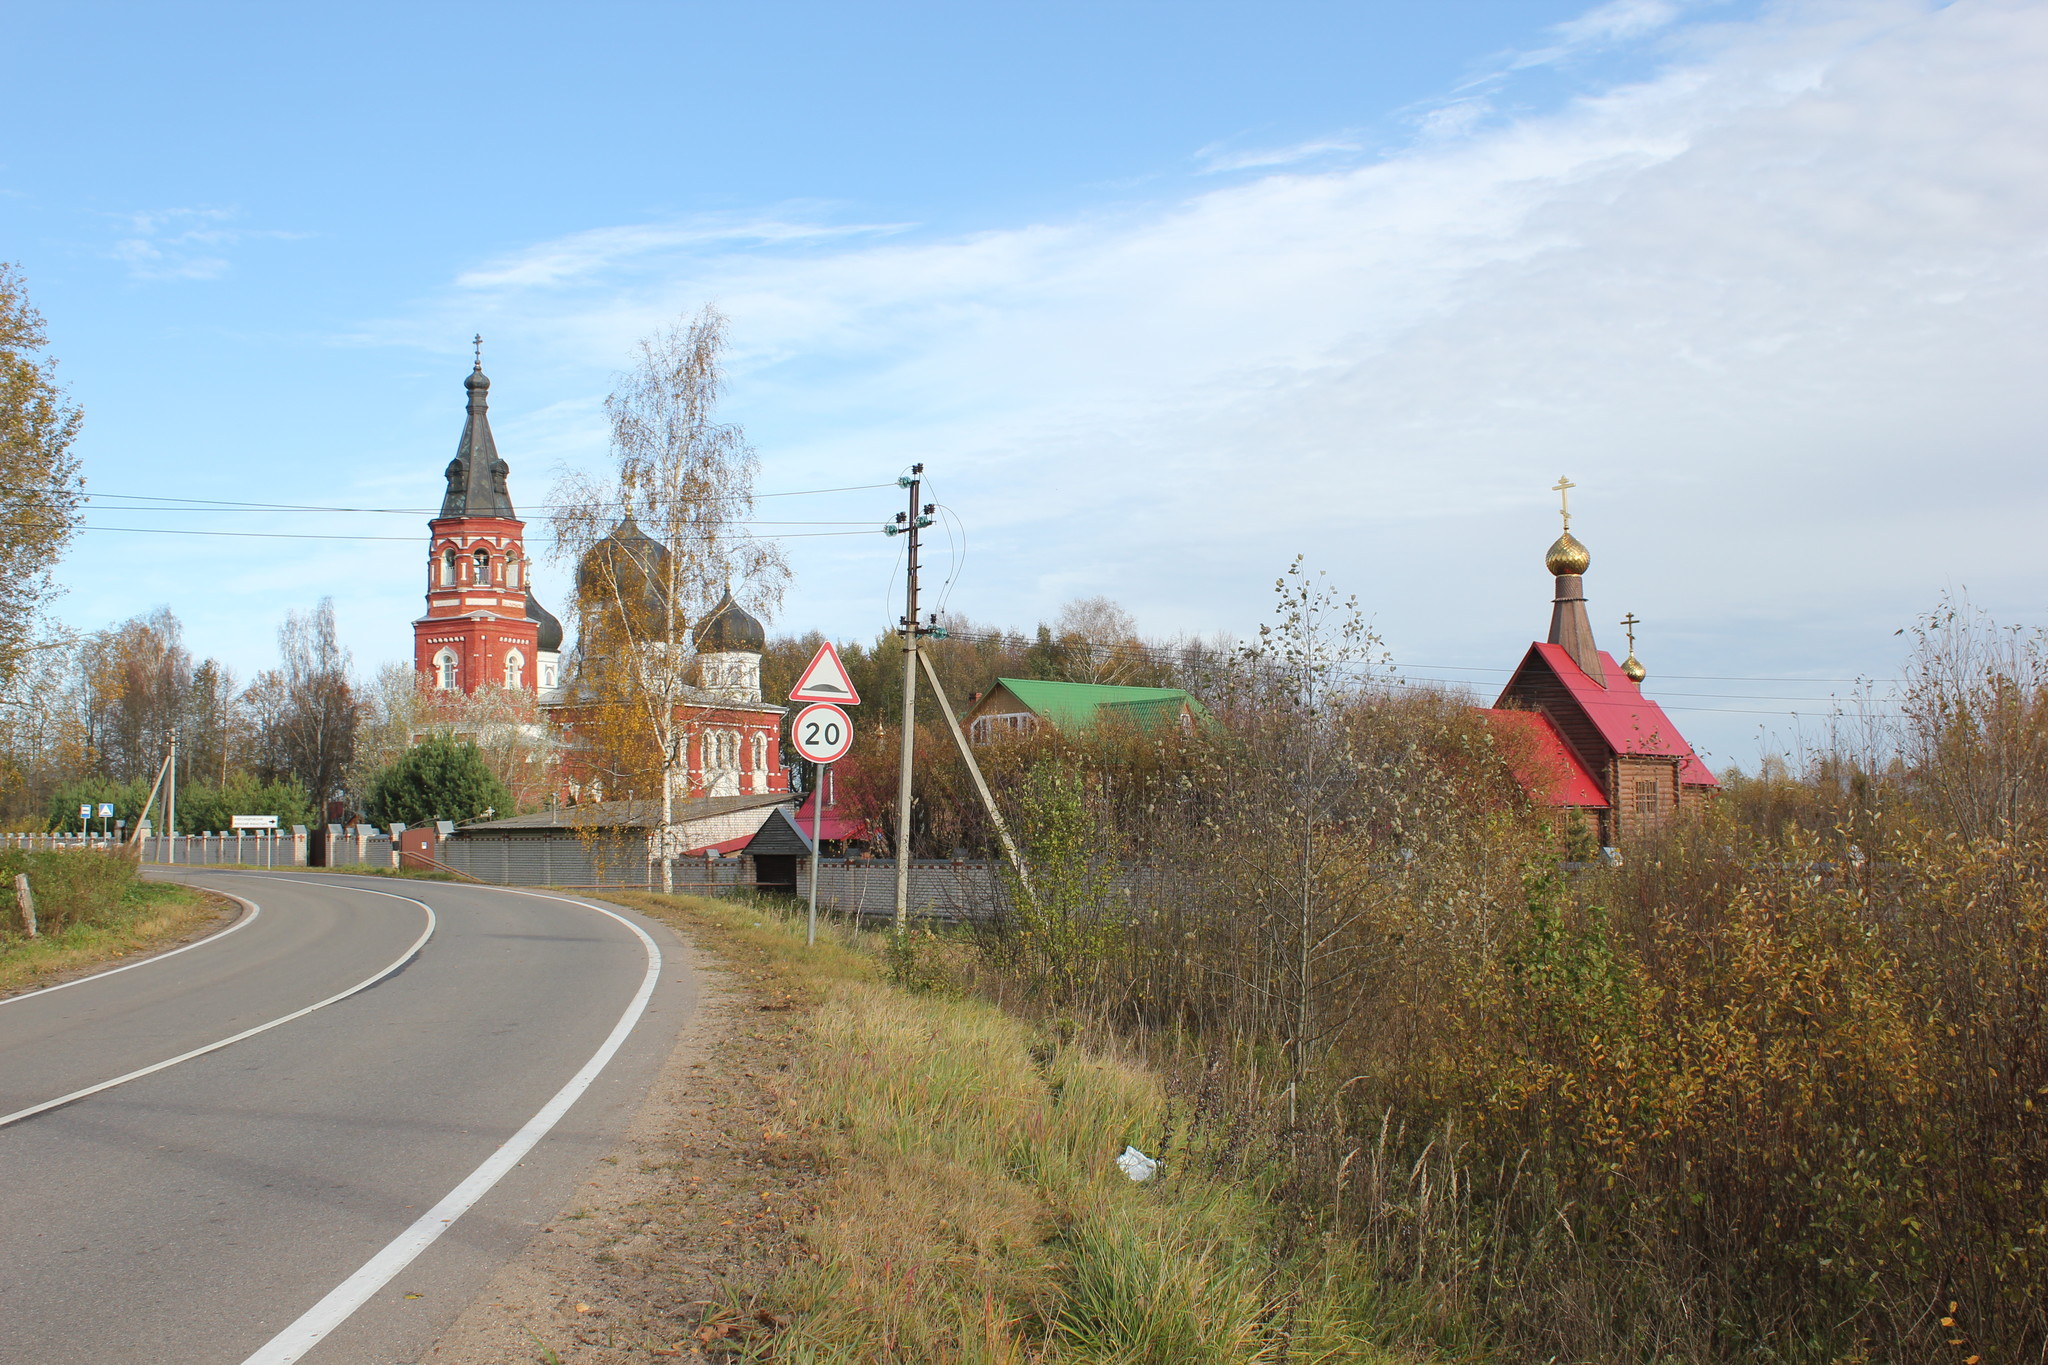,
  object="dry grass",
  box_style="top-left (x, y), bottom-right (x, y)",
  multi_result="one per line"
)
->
top-left (620, 892), bottom-right (1420, 1364)
top-left (935, 597), bottom-right (2048, 1363)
